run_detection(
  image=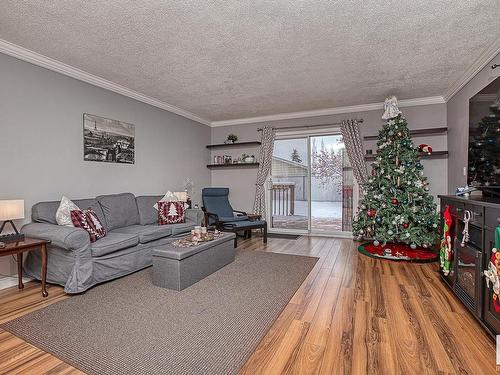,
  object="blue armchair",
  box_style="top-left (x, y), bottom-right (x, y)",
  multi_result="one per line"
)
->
top-left (202, 188), bottom-right (267, 247)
